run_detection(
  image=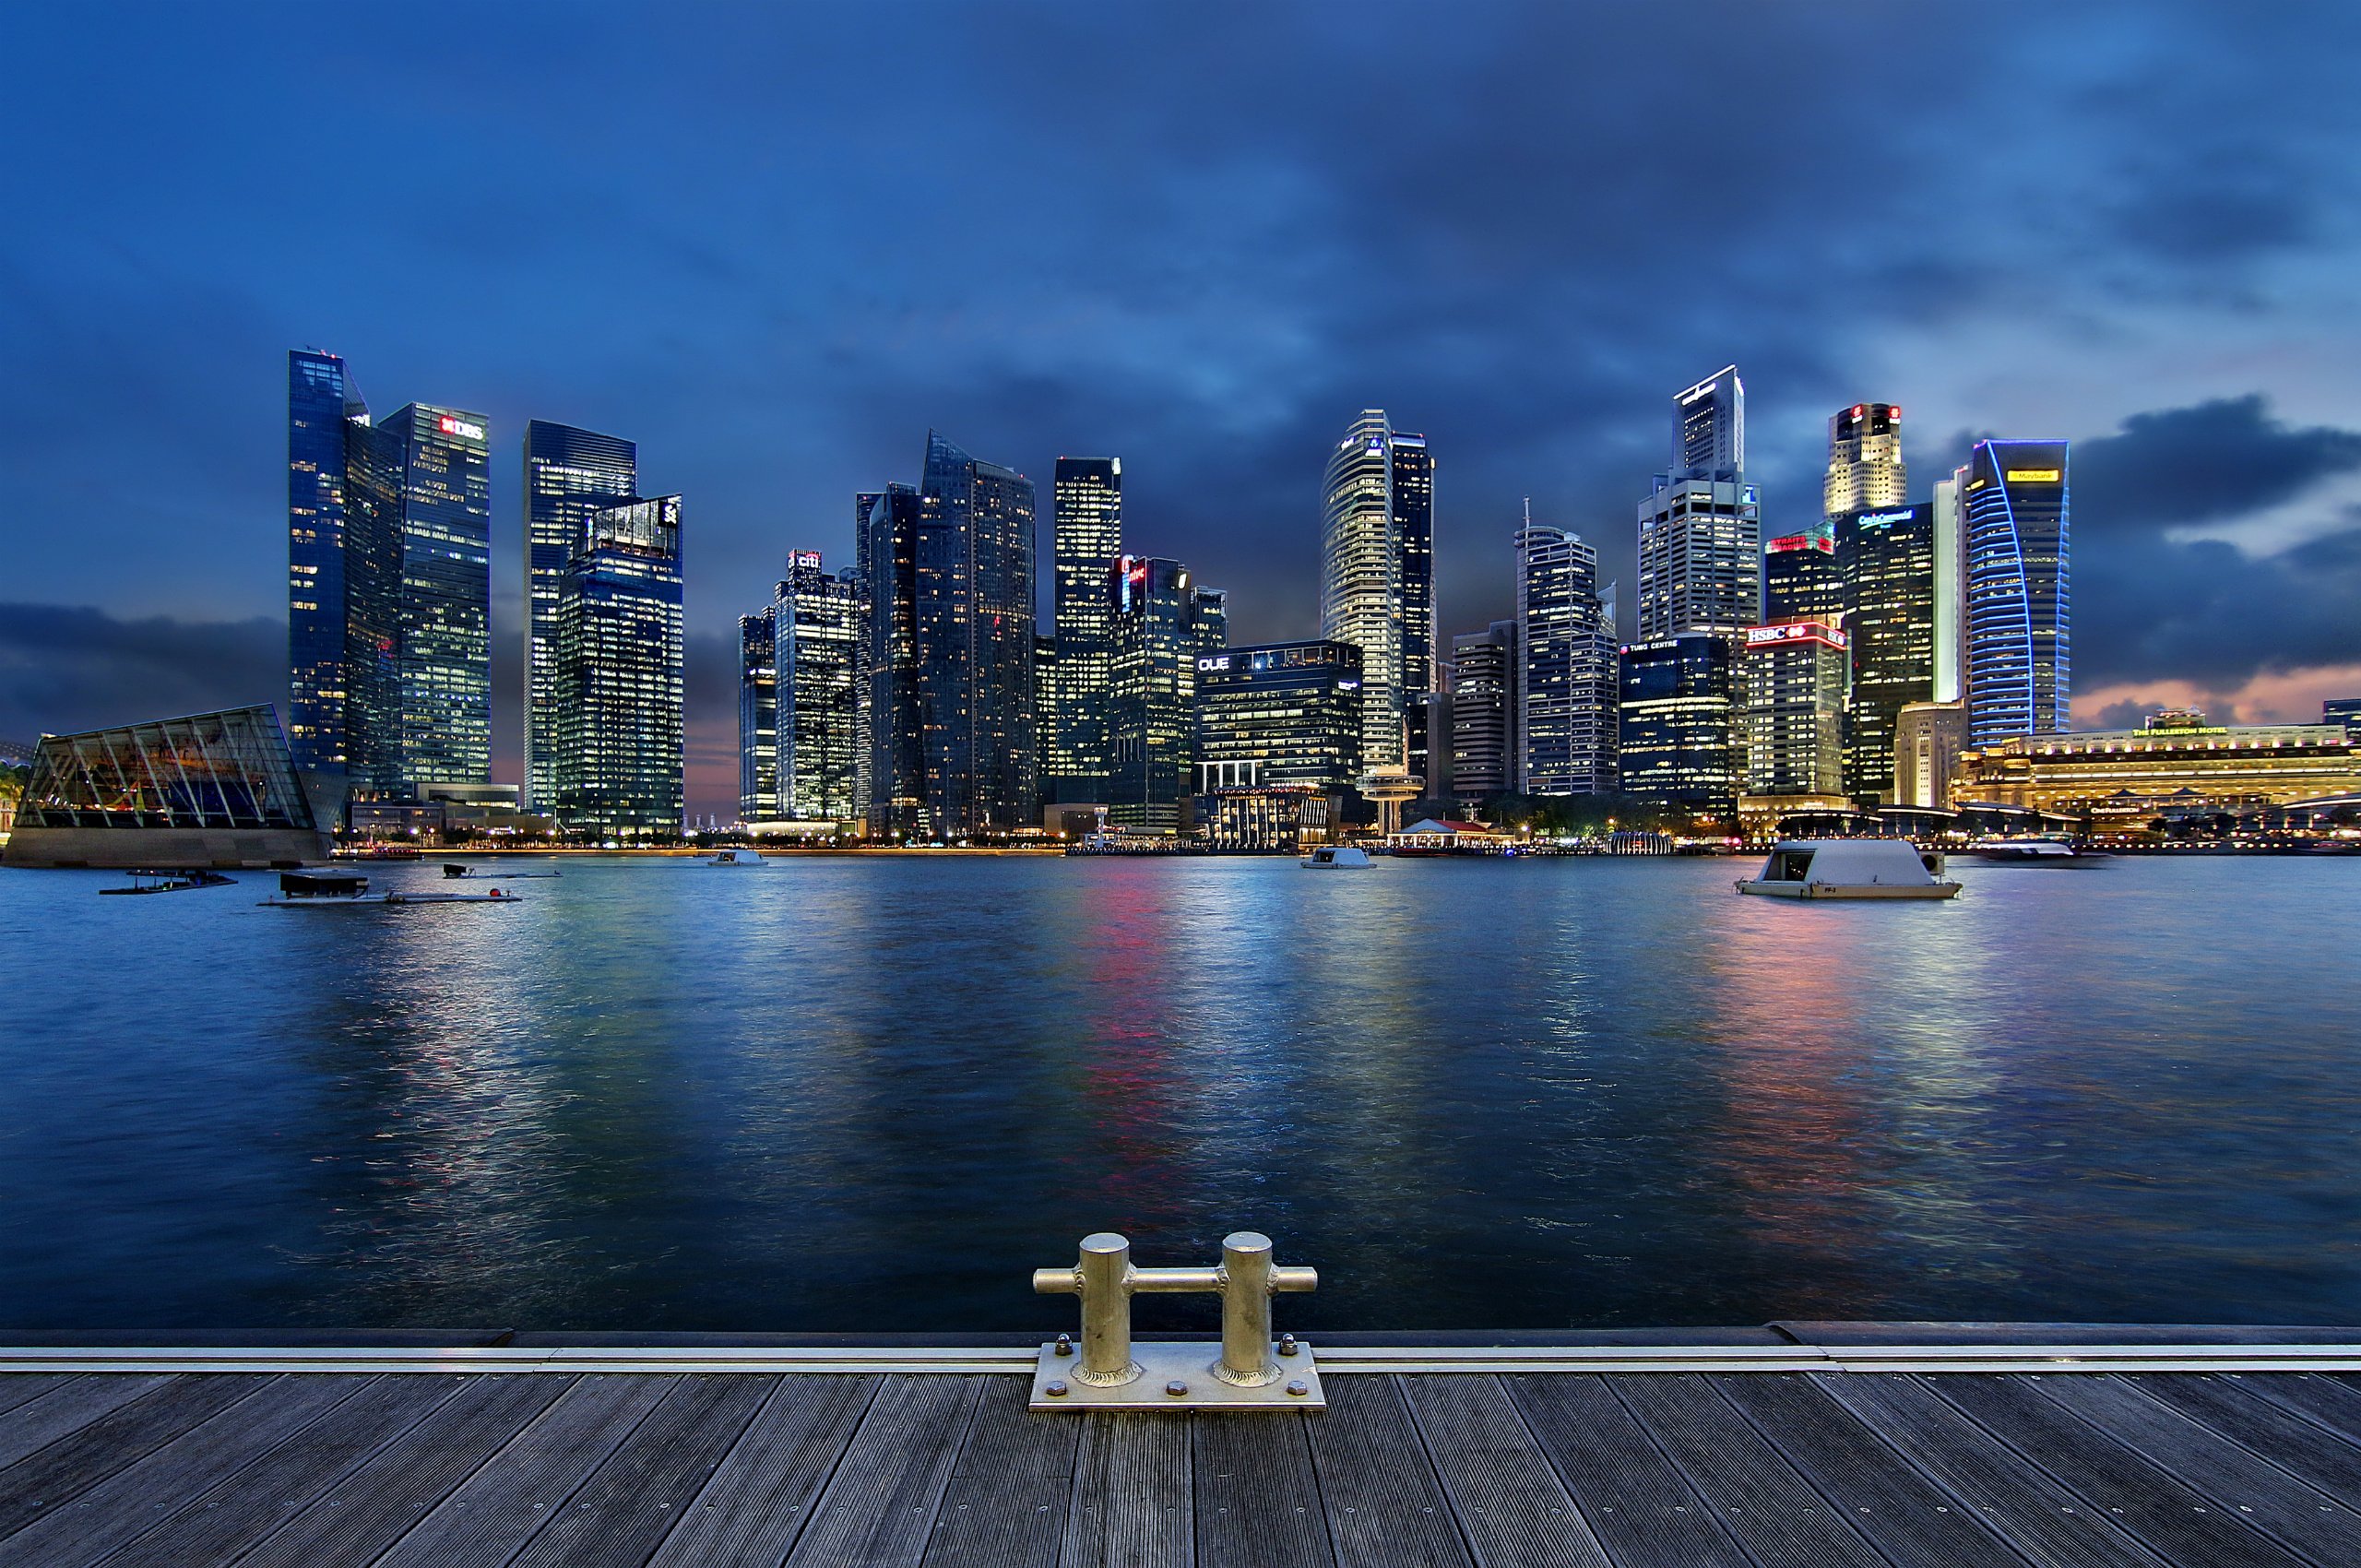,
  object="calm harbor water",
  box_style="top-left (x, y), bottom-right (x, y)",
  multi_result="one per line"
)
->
top-left (2, 851), bottom-right (2357, 1336)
